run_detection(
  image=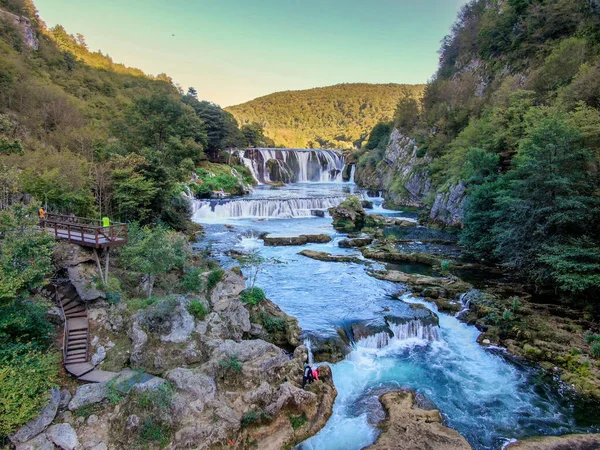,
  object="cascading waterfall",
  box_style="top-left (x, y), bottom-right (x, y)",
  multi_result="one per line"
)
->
top-left (355, 319), bottom-right (440, 349)
top-left (349, 165), bottom-right (356, 184)
top-left (455, 289), bottom-right (482, 320)
top-left (236, 148), bottom-right (346, 184)
top-left (192, 196), bottom-right (346, 220)
top-left (304, 338), bottom-right (314, 365)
